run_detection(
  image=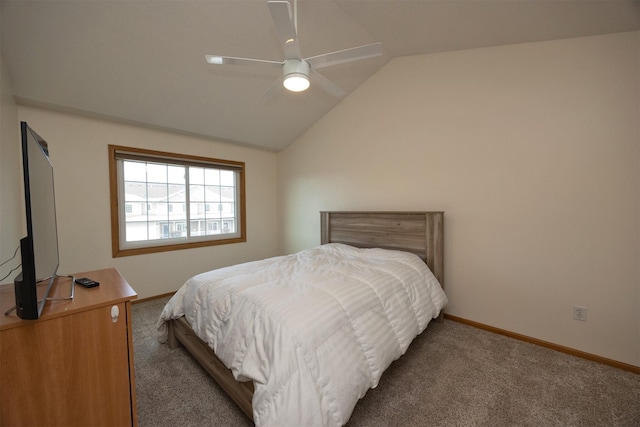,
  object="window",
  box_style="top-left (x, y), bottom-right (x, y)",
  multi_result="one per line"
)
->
top-left (109, 145), bottom-right (246, 257)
